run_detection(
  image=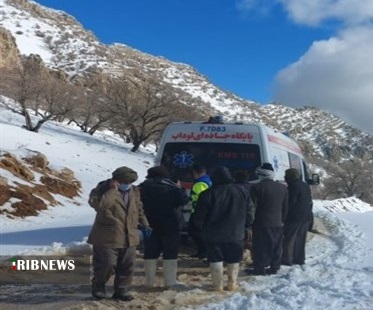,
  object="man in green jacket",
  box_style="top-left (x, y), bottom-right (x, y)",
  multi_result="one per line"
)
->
top-left (87, 166), bottom-right (150, 301)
